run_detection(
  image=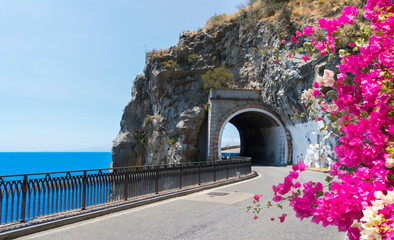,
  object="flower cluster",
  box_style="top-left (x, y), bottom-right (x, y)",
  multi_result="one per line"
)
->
top-left (251, 0), bottom-right (394, 239)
